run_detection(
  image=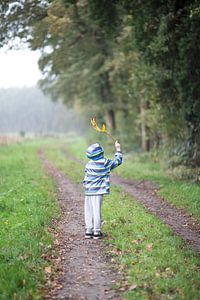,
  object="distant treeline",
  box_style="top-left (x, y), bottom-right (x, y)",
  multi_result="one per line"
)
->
top-left (0, 87), bottom-right (83, 135)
